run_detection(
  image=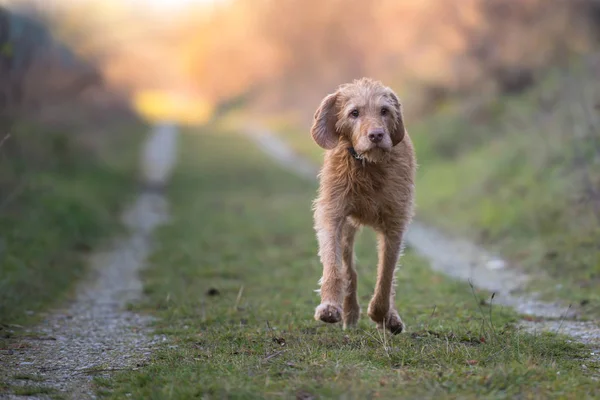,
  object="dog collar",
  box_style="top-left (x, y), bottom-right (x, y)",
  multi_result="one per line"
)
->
top-left (347, 147), bottom-right (364, 161)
